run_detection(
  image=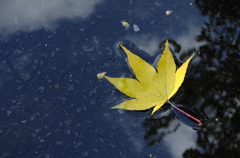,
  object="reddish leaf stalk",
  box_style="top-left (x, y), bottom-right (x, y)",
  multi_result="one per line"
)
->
top-left (167, 101), bottom-right (202, 126)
